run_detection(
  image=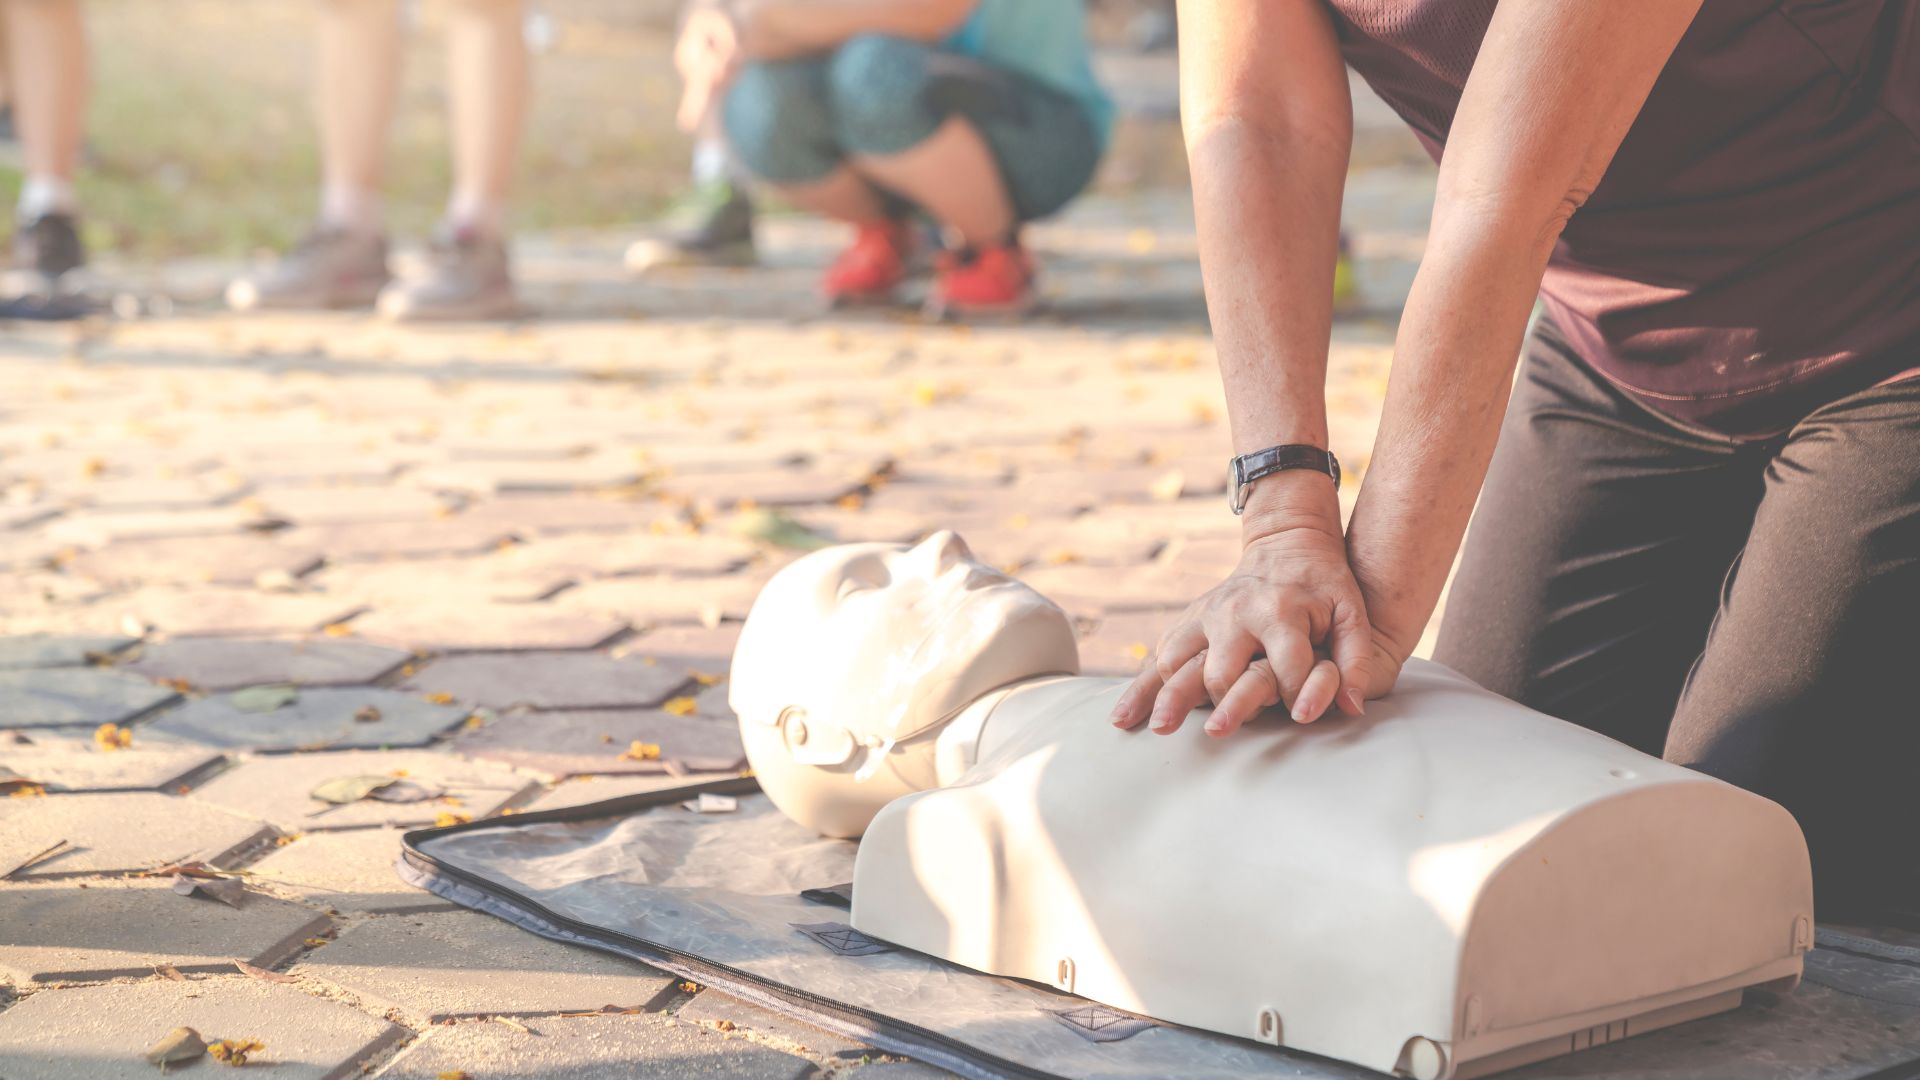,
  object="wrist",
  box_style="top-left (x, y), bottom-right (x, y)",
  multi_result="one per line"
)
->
top-left (1238, 468), bottom-right (1343, 542)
